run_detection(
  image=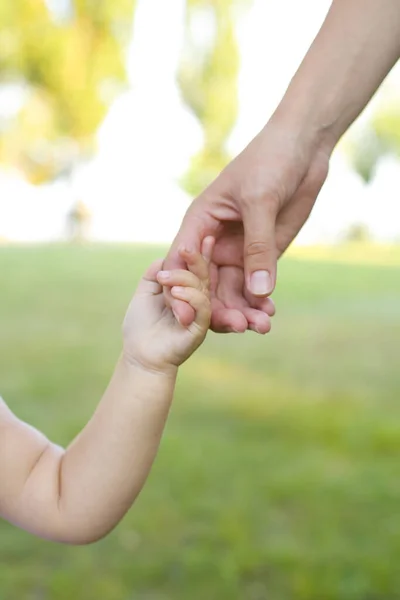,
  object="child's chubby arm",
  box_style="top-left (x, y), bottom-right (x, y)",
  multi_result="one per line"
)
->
top-left (0, 239), bottom-right (213, 544)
